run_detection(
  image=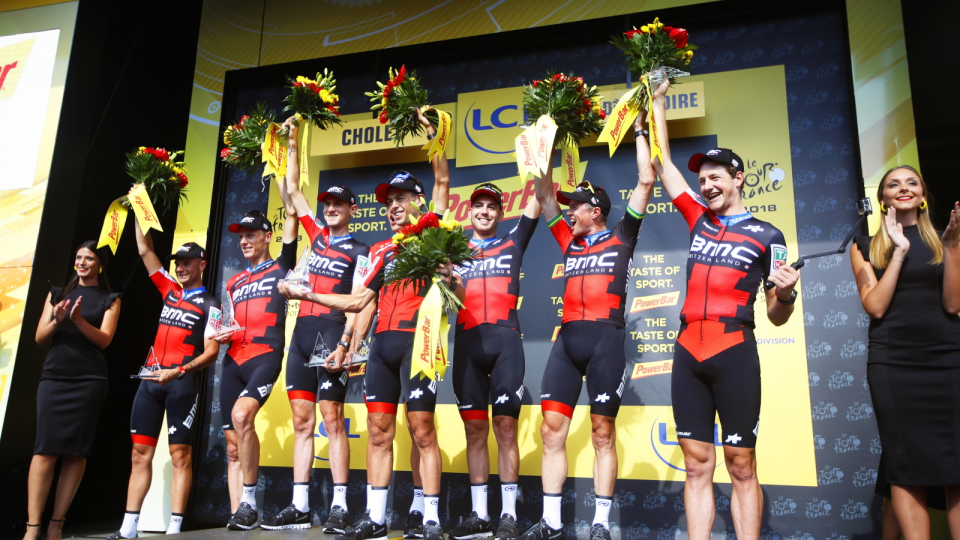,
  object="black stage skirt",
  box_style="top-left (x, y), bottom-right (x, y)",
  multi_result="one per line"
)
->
top-left (34, 379), bottom-right (108, 456)
top-left (868, 363), bottom-right (960, 485)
